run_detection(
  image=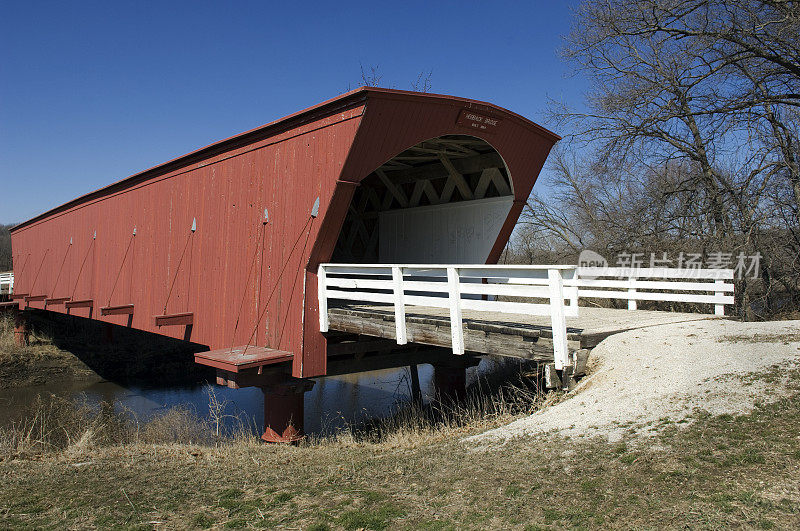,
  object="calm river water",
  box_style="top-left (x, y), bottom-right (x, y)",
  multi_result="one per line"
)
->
top-left (0, 358), bottom-right (519, 437)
